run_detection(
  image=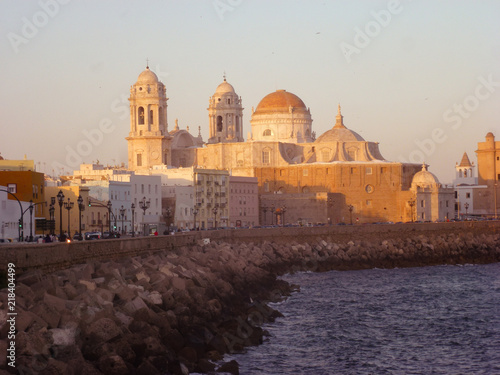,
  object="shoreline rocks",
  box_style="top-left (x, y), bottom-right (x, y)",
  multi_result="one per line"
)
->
top-left (1, 231), bottom-right (499, 374)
